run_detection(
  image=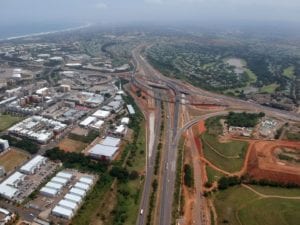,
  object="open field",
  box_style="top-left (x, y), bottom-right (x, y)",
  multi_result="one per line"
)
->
top-left (202, 133), bottom-right (248, 158)
top-left (206, 165), bottom-right (223, 184)
top-left (213, 185), bottom-right (300, 225)
top-left (249, 185), bottom-right (300, 197)
top-left (201, 133), bottom-right (248, 173)
top-left (283, 66), bottom-right (295, 78)
top-left (58, 137), bottom-right (87, 153)
top-left (0, 114), bottom-right (23, 132)
top-left (0, 149), bottom-right (29, 173)
top-left (247, 140), bottom-right (300, 185)
top-left (259, 83), bottom-right (279, 94)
